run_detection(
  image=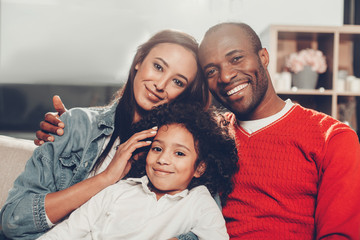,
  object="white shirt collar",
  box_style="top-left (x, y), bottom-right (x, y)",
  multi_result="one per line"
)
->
top-left (126, 176), bottom-right (190, 200)
top-left (238, 99), bottom-right (294, 134)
